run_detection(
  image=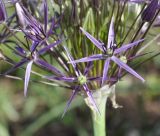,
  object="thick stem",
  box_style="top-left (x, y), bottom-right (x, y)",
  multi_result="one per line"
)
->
top-left (92, 95), bottom-right (107, 136)
top-left (85, 85), bottom-right (120, 136)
